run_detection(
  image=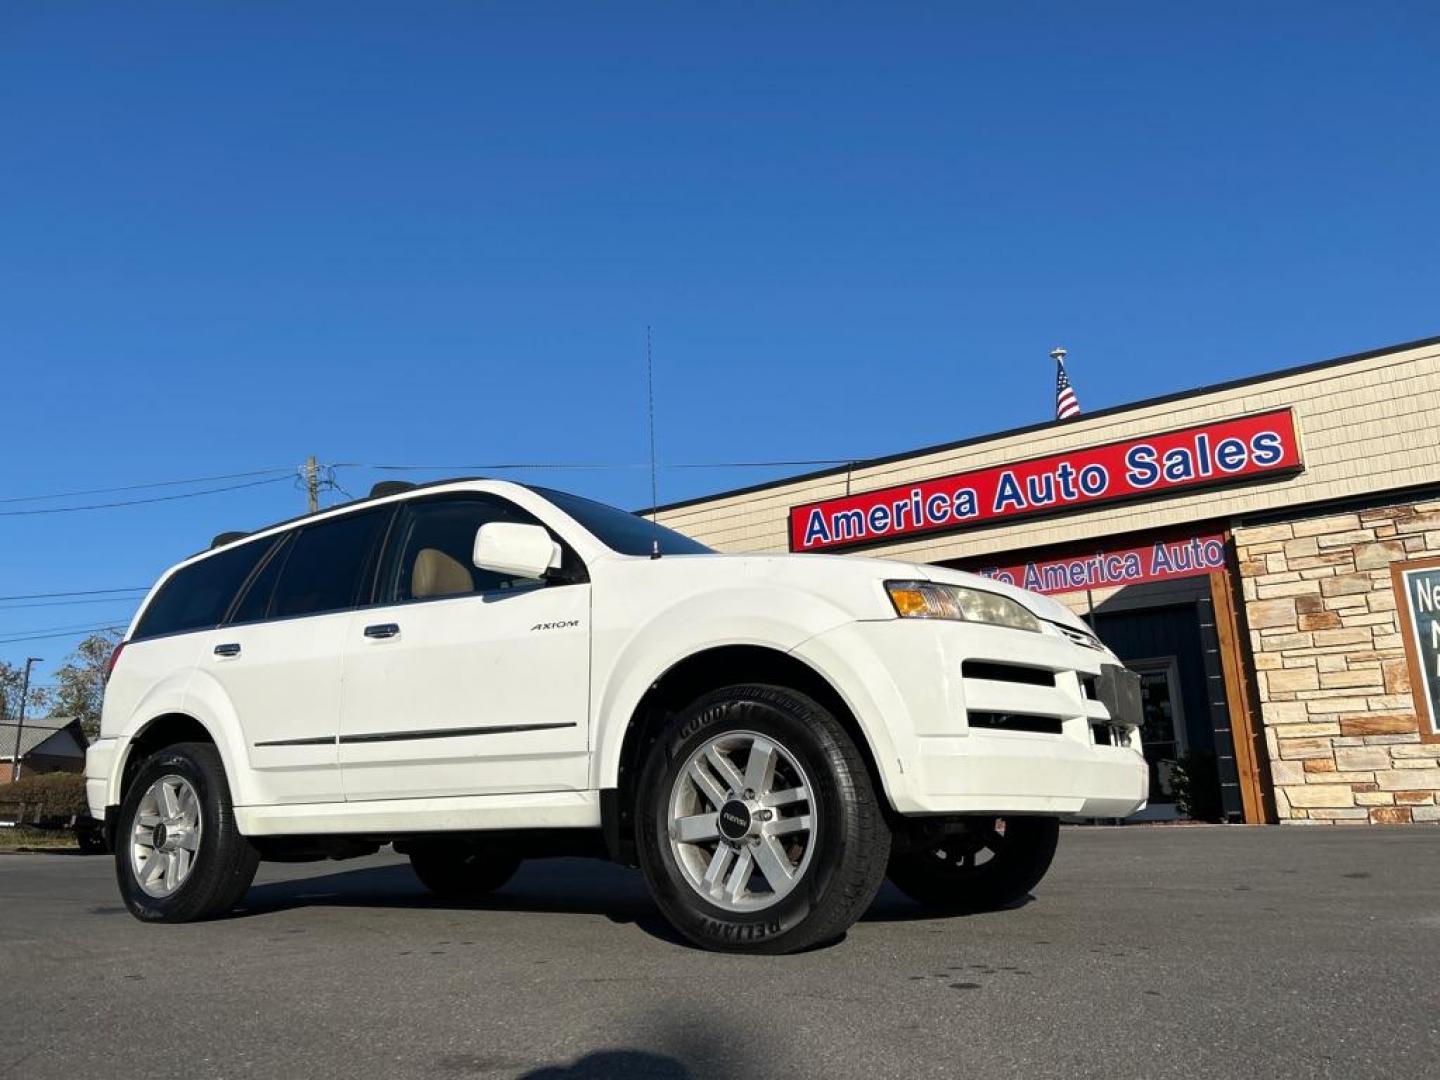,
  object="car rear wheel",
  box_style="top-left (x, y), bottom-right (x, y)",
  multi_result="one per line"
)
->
top-left (408, 847), bottom-right (522, 899)
top-left (116, 742), bottom-right (260, 922)
top-left (636, 684), bottom-right (890, 954)
top-left (888, 816), bottom-right (1059, 913)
